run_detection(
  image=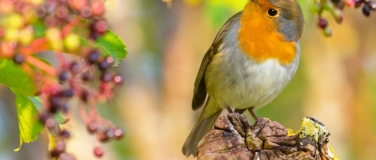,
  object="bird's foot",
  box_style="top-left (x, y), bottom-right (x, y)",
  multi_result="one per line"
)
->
top-left (225, 105), bottom-right (233, 113)
top-left (248, 107), bottom-right (258, 121)
top-left (227, 113), bottom-right (263, 150)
